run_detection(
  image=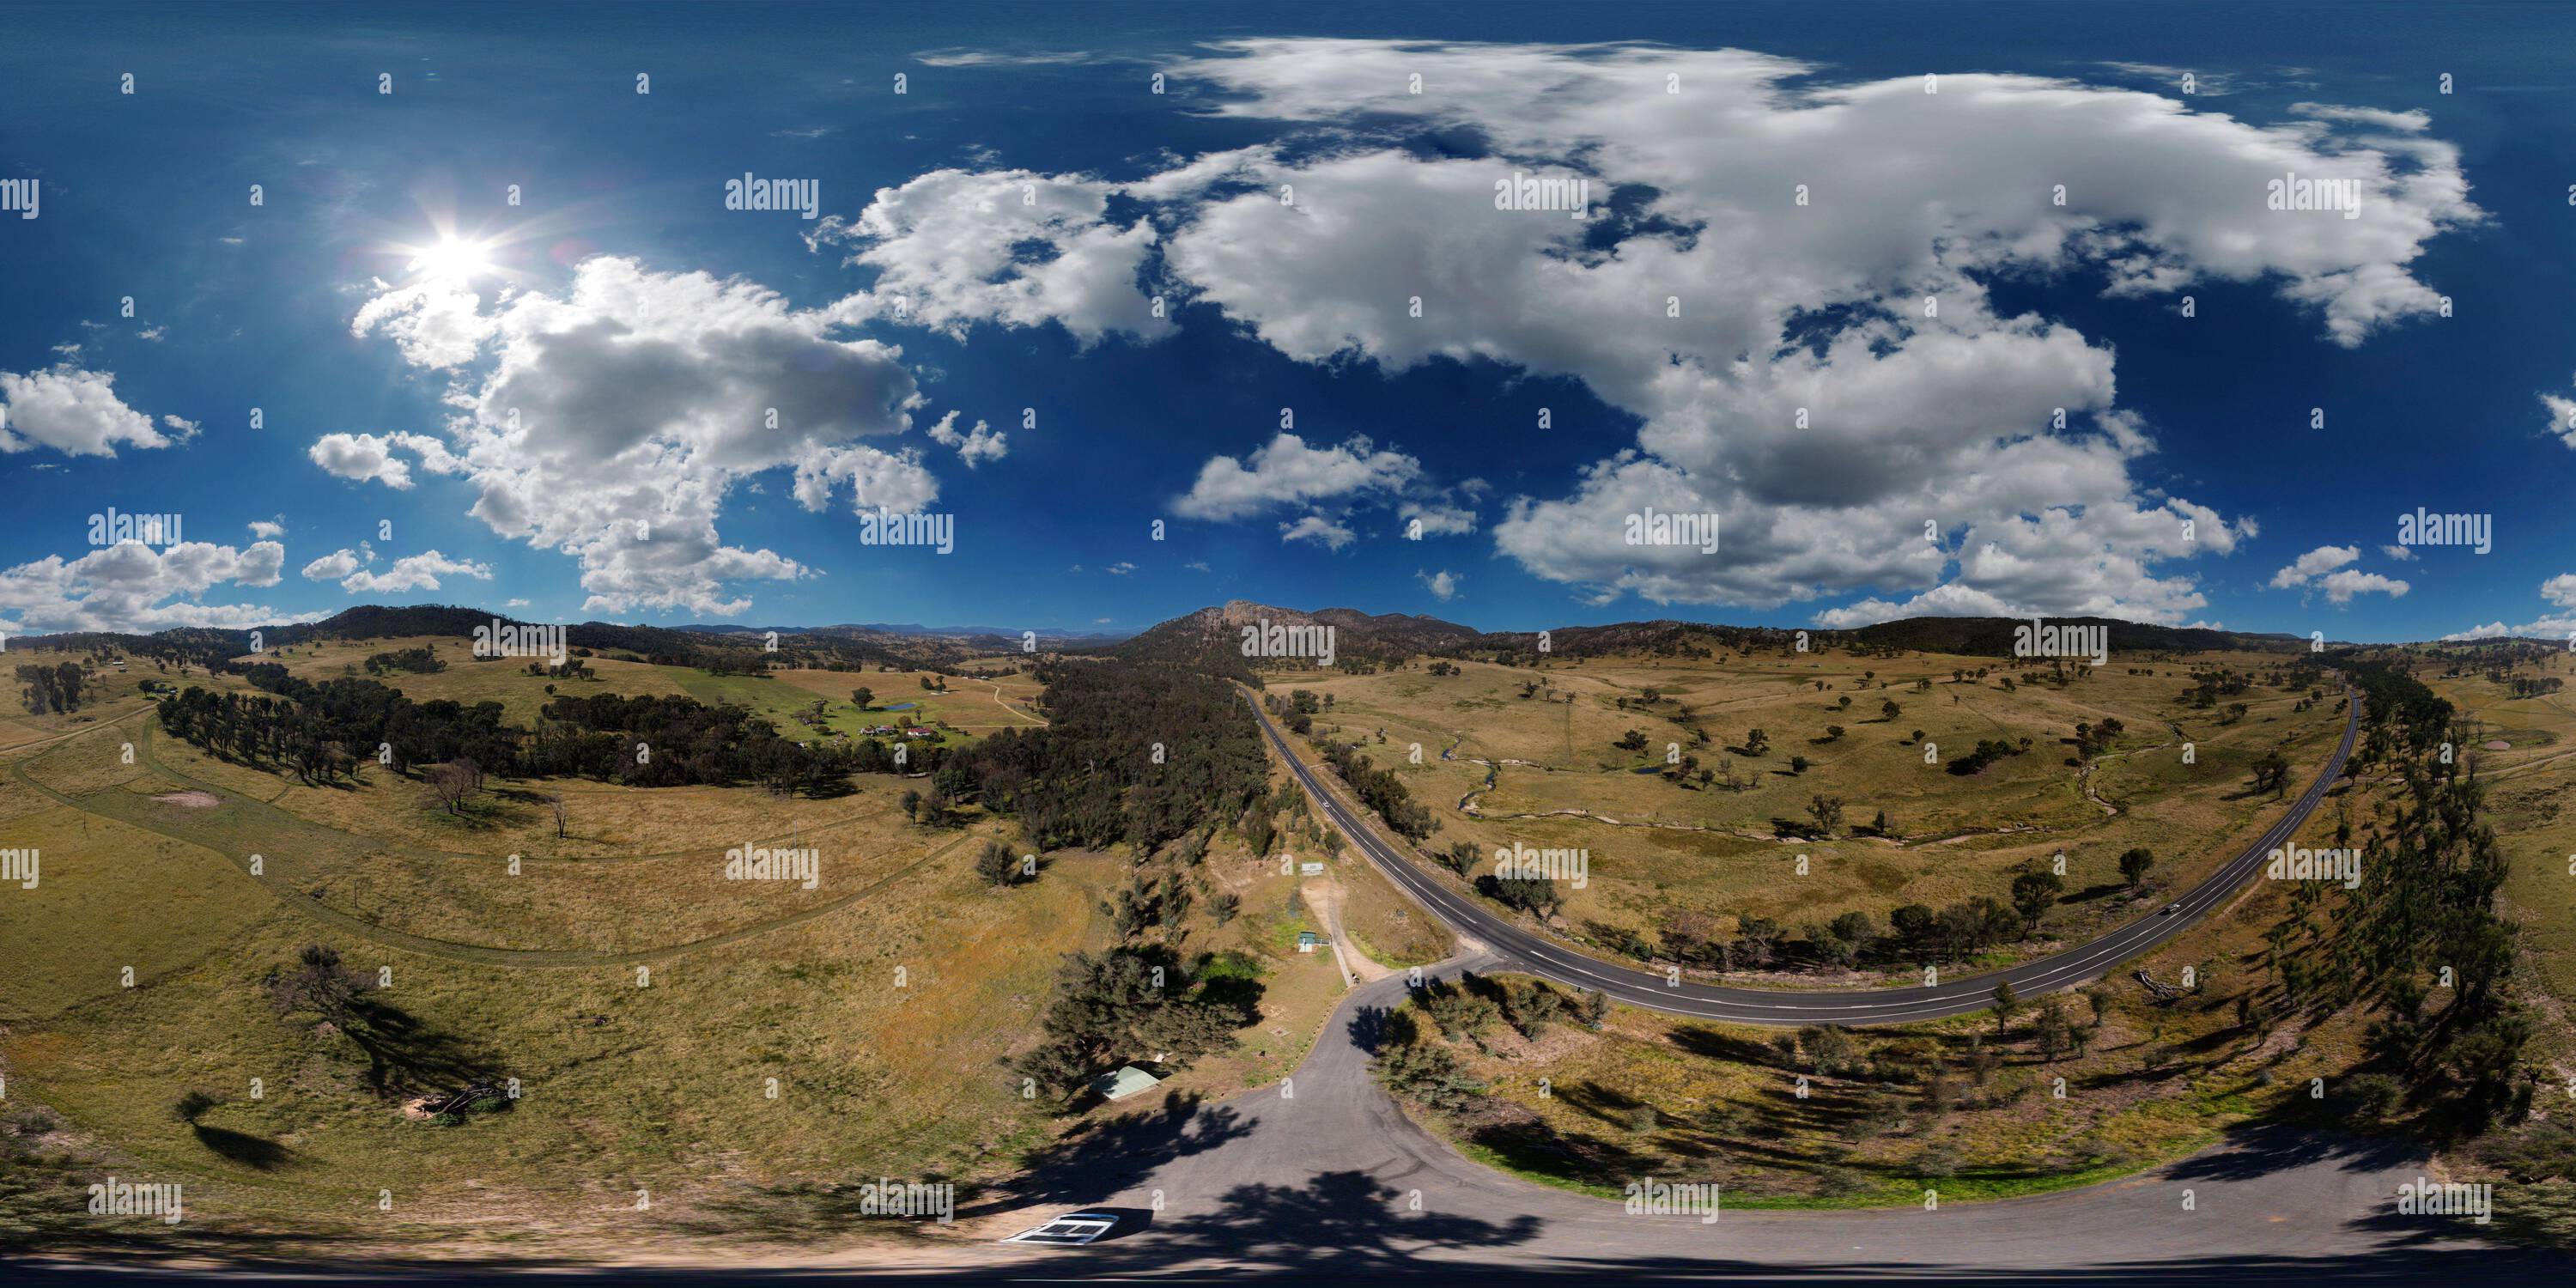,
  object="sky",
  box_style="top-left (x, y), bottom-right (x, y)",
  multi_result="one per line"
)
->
top-left (4, 0), bottom-right (2575, 646)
